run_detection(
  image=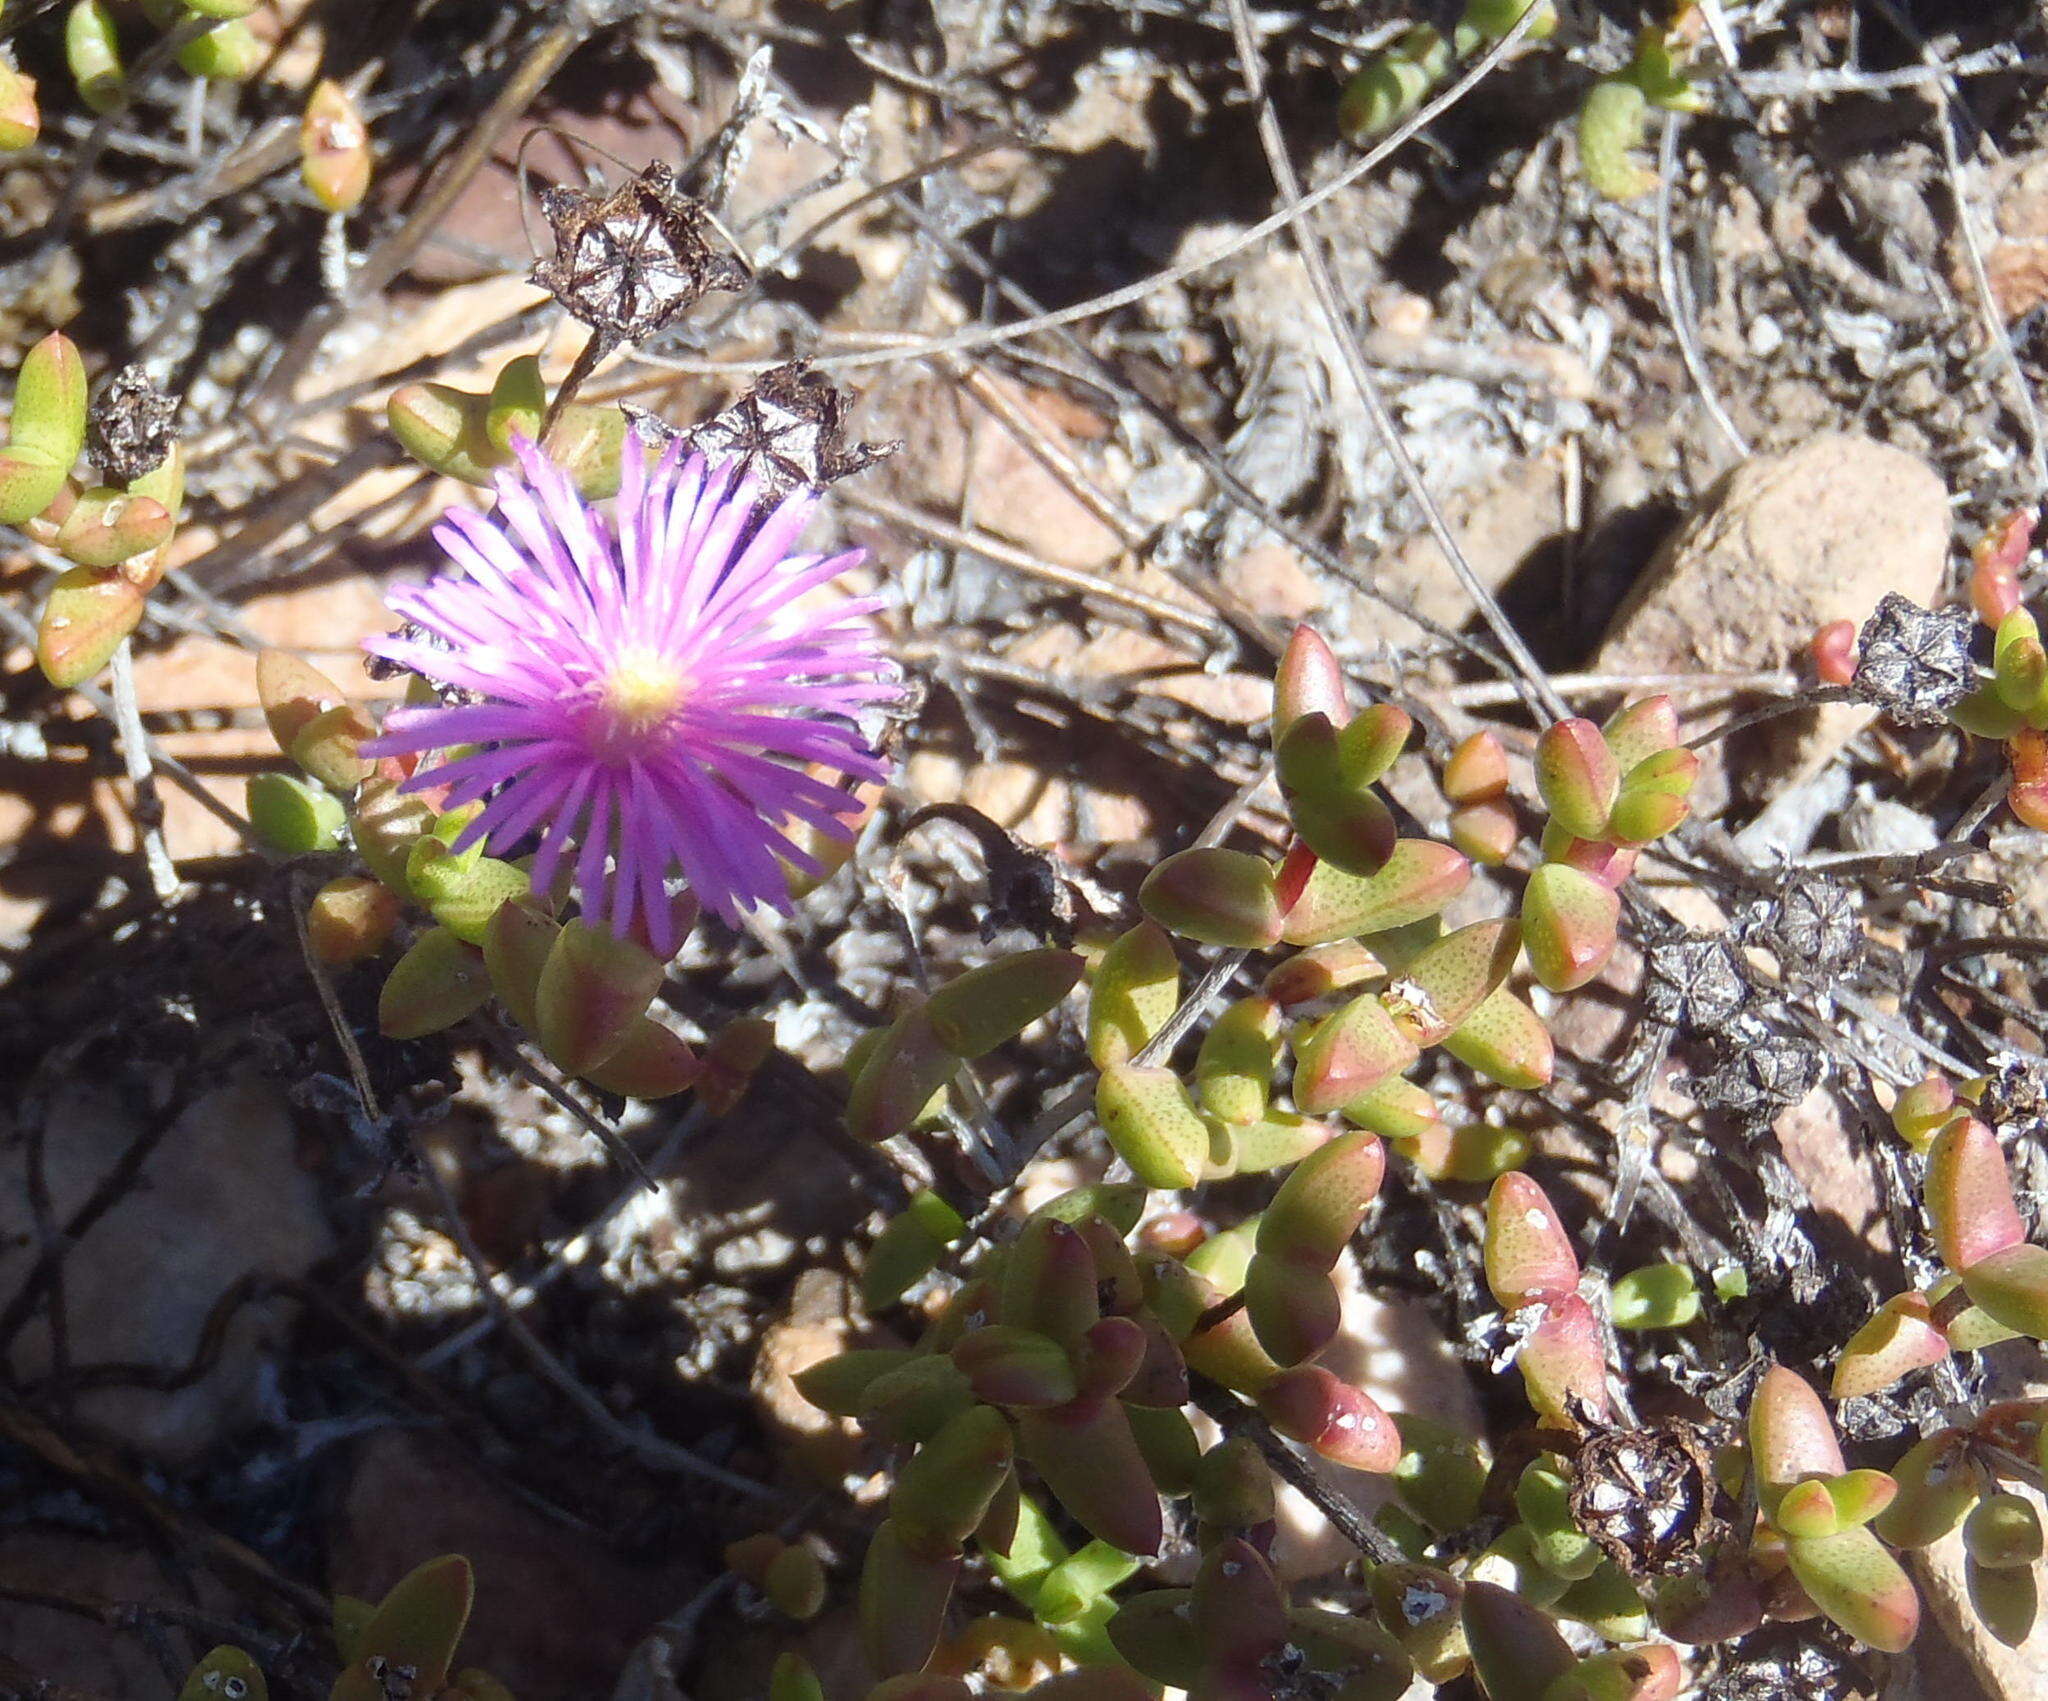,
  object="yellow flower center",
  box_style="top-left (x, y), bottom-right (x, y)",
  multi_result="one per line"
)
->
top-left (592, 649), bottom-right (686, 755)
